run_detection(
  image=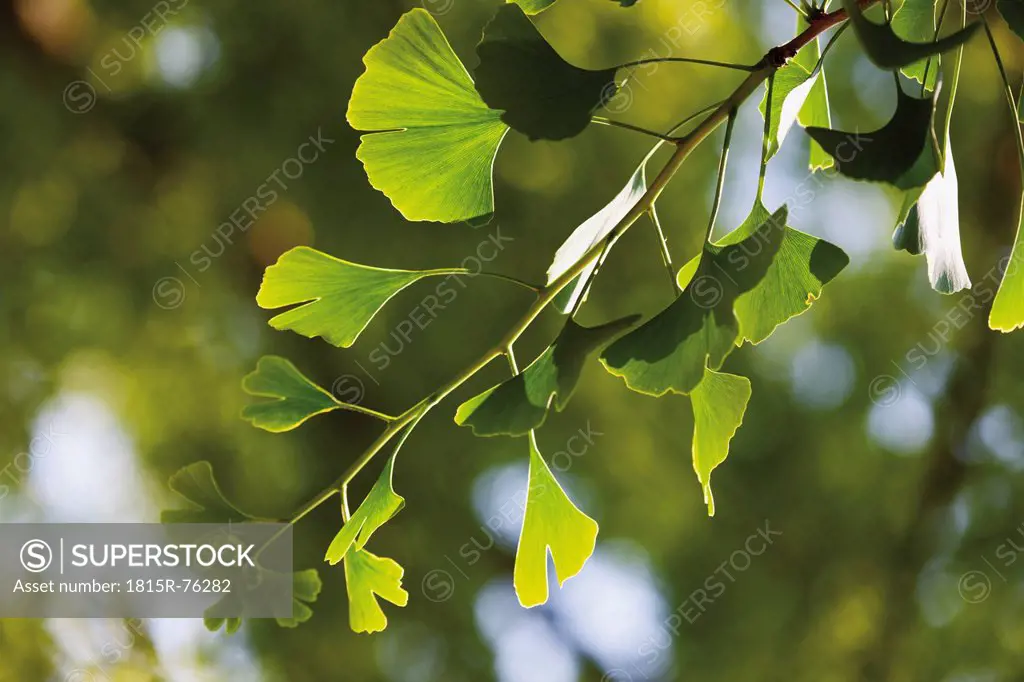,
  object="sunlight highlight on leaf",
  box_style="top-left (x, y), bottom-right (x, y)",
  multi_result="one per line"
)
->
top-left (690, 367), bottom-right (751, 517)
top-left (325, 456), bottom-right (405, 565)
top-left (344, 548), bottom-right (409, 634)
top-left (242, 356), bottom-right (342, 432)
